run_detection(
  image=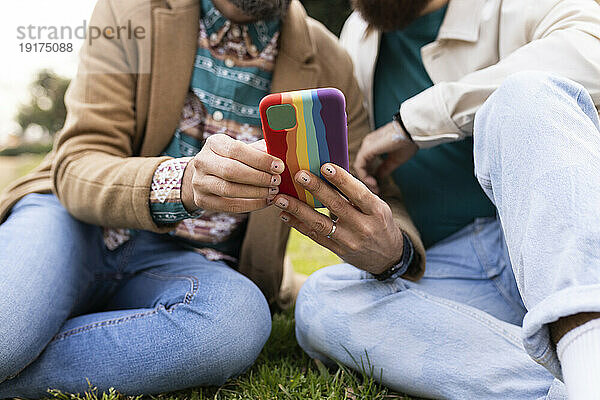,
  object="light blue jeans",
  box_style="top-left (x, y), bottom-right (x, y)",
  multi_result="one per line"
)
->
top-left (0, 194), bottom-right (272, 398)
top-left (296, 71), bottom-right (600, 399)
